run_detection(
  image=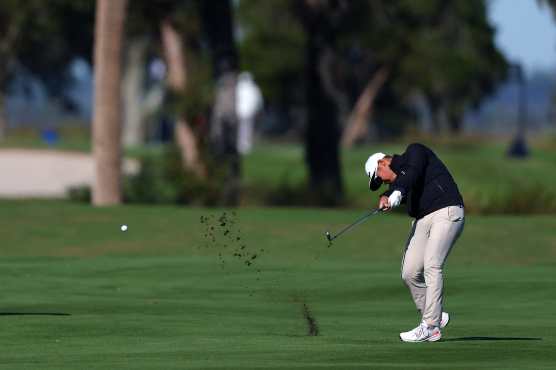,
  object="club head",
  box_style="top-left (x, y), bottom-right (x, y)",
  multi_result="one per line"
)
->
top-left (325, 231), bottom-right (332, 242)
